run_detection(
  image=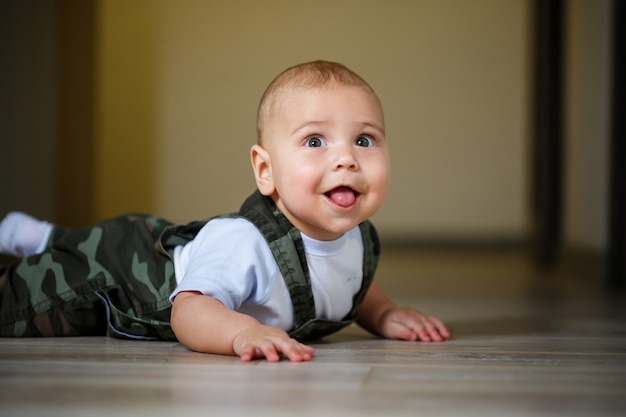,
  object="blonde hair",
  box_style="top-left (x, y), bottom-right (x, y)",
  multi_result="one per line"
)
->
top-left (256, 60), bottom-right (381, 144)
